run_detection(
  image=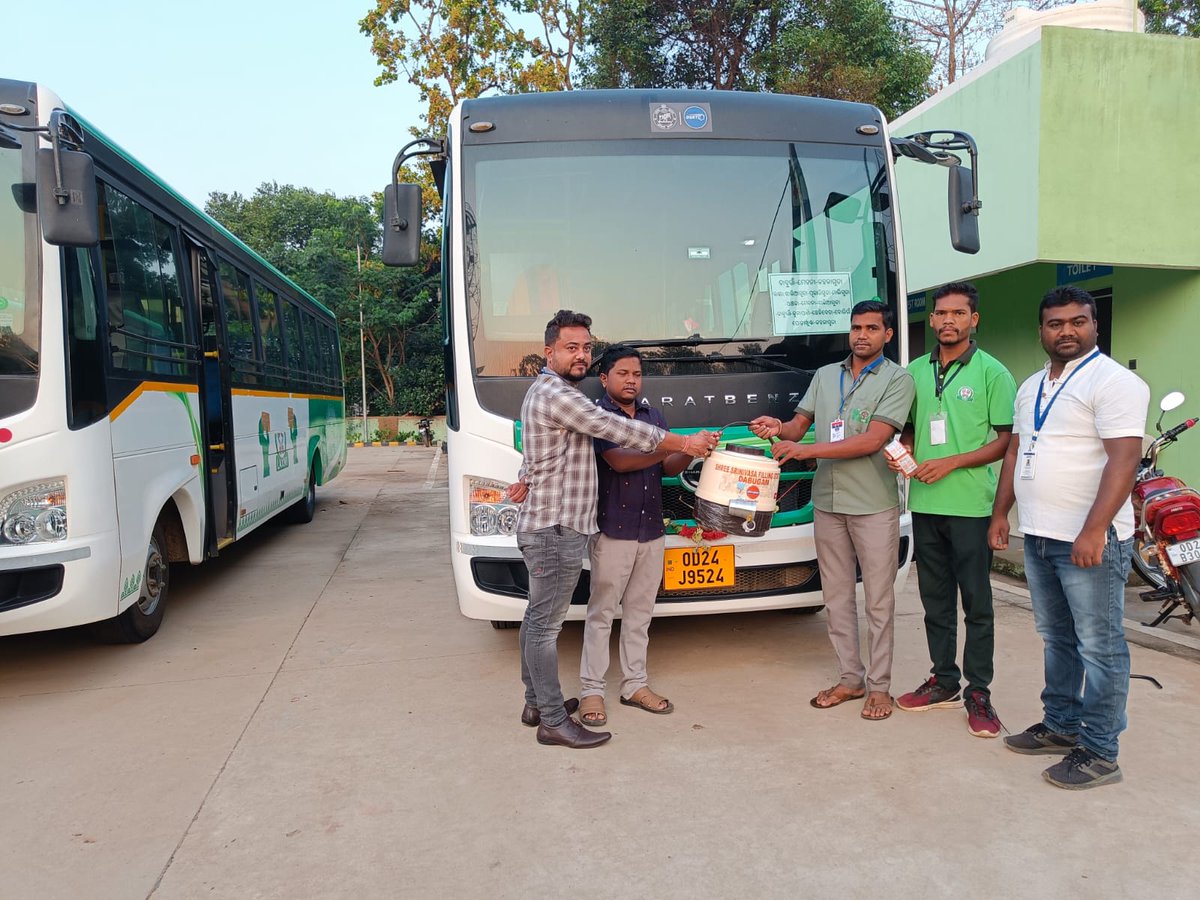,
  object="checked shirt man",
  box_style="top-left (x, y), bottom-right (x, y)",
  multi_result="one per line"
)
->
top-left (506, 310), bottom-right (715, 750)
top-left (890, 282), bottom-right (1016, 738)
